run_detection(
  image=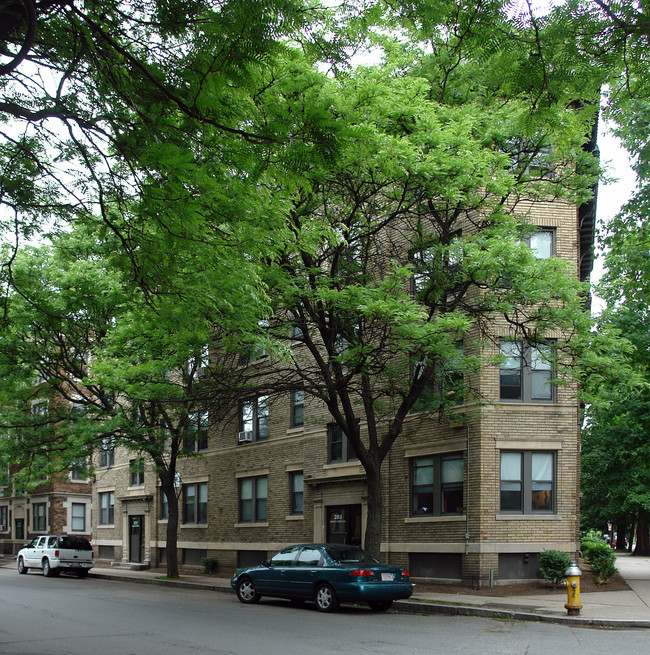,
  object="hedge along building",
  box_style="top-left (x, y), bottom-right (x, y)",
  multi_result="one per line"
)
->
top-left (90, 117), bottom-right (598, 585)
